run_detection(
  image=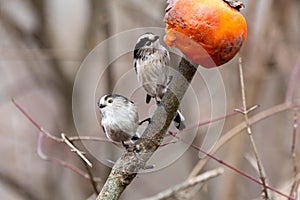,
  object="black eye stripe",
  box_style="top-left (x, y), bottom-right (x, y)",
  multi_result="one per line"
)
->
top-left (104, 94), bottom-right (112, 101)
top-left (134, 35), bottom-right (159, 59)
top-left (135, 38), bottom-right (151, 50)
top-left (134, 35), bottom-right (159, 50)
